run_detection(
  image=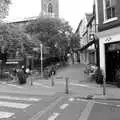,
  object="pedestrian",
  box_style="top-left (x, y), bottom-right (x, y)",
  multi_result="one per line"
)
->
top-left (50, 64), bottom-right (56, 76)
top-left (17, 67), bottom-right (26, 85)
